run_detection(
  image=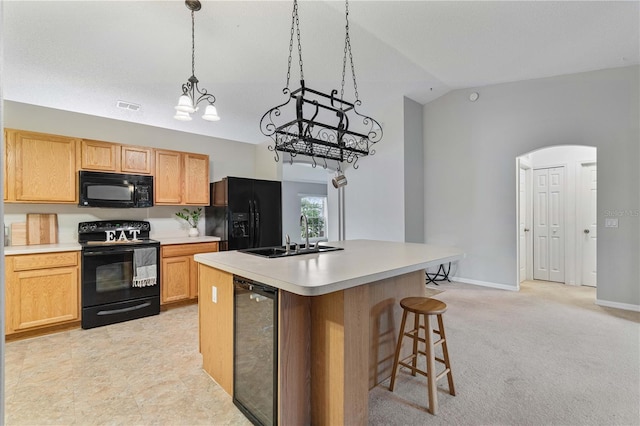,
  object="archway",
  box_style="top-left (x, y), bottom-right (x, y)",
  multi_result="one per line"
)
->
top-left (516, 145), bottom-right (597, 290)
